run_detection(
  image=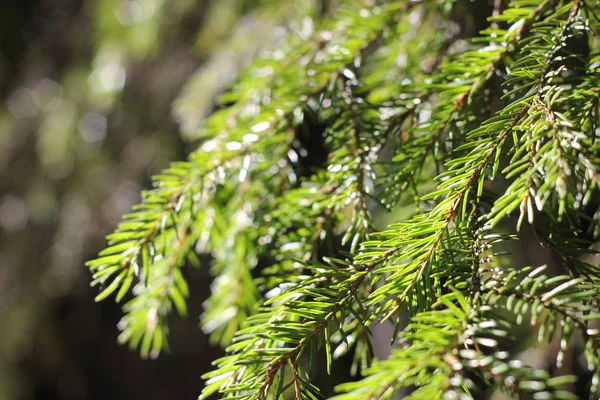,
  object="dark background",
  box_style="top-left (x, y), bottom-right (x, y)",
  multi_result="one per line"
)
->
top-left (0, 0), bottom-right (221, 398)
